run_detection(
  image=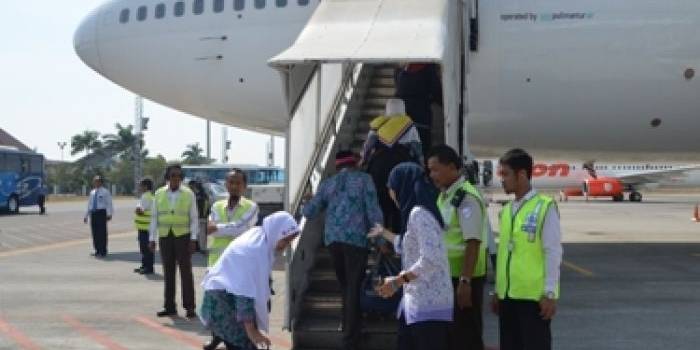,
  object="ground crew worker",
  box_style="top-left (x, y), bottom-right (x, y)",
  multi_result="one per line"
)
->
top-left (427, 145), bottom-right (489, 350)
top-left (203, 169), bottom-right (259, 350)
top-left (491, 148), bottom-right (562, 350)
top-left (83, 175), bottom-right (113, 258)
top-left (148, 164), bottom-right (199, 319)
top-left (134, 178), bottom-right (154, 275)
